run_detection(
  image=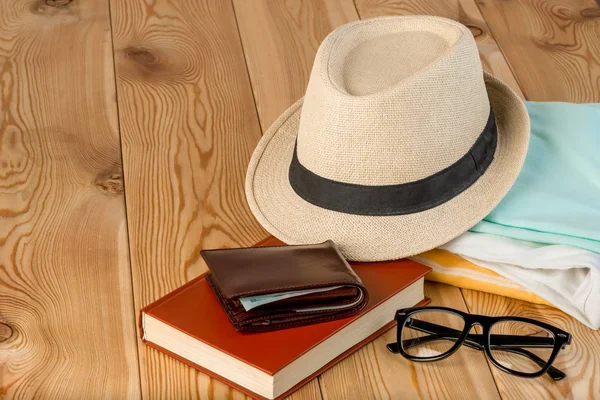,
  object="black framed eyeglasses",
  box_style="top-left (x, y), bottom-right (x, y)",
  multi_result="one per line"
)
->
top-left (387, 306), bottom-right (572, 380)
